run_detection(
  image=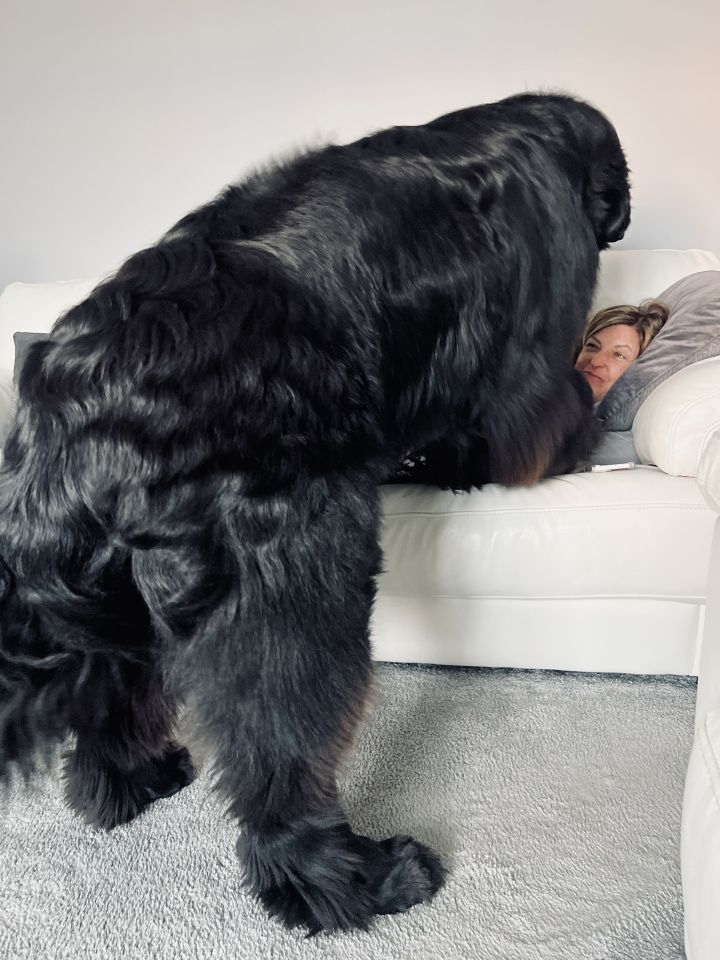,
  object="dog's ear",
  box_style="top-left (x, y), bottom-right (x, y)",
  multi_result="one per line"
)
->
top-left (584, 157), bottom-right (631, 249)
